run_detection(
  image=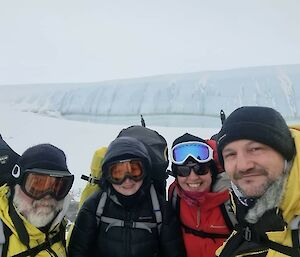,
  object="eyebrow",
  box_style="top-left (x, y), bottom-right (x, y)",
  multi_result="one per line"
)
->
top-left (222, 148), bottom-right (234, 154)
